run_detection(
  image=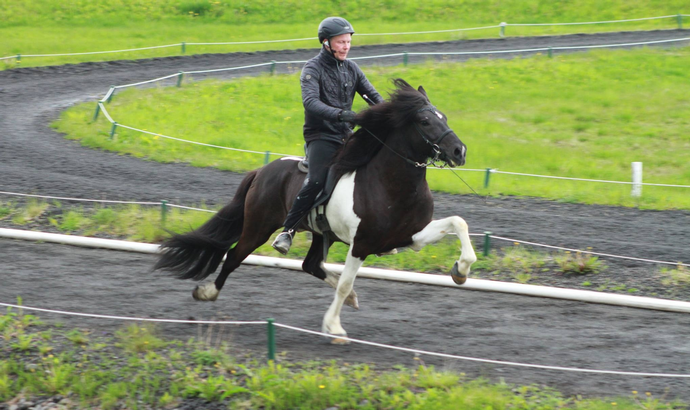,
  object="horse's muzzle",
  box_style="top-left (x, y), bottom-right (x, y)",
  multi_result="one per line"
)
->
top-left (449, 142), bottom-right (466, 167)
